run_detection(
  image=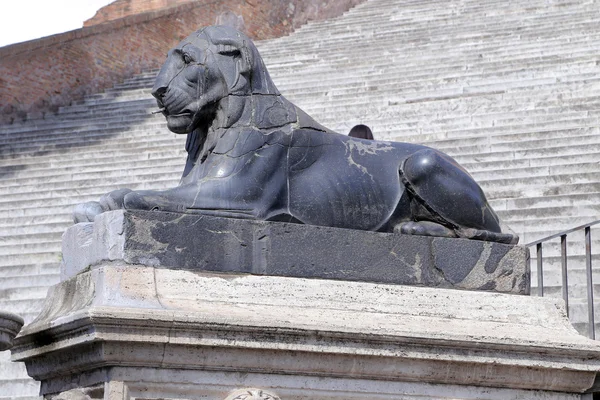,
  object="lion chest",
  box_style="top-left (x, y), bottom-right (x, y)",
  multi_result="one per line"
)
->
top-left (193, 128), bottom-right (290, 201)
